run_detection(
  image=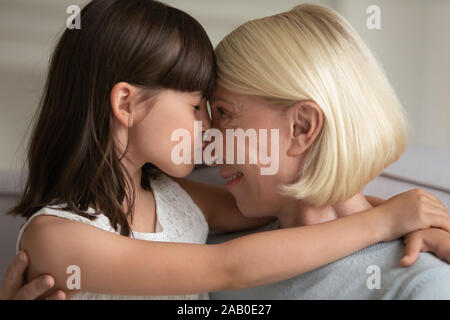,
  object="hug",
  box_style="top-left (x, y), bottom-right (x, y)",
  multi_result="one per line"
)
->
top-left (1, 0), bottom-right (449, 300)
